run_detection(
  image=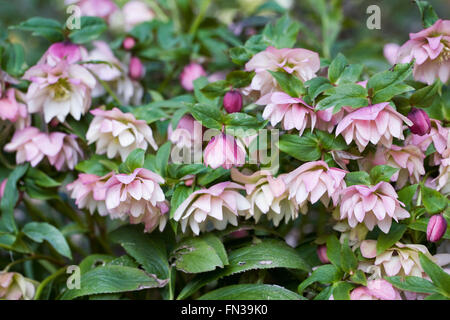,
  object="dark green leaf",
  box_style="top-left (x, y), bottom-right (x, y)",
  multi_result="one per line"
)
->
top-left (421, 185), bottom-right (447, 214)
top-left (298, 264), bottom-right (342, 294)
top-left (345, 171), bottom-right (371, 186)
top-left (376, 223), bottom-right (407, 254)
top-left (119, 149), bottom-right (145, 174)
top-left (23, 222), bottom-right (71, 259)
top-left (199, 284), bottom-right (304, 300)
top-left (328, 53), bottom-right (347, 84)
top-left (370, 165), bottom-right (399, 184)
top-left (414, 0), bottom-right (439, 28)
top-left (386, 275), bottom-right (439, 294)
top-left (277, 133), bottom-right (321, 161)
top-left (68, 16), bottom-right (107, 44)
top-left (268, 71), bottom-right (305, 97)
top-left (419, 253), bottom-right (450, 295)
top-left (13, 17), bottom-right (64, 42)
